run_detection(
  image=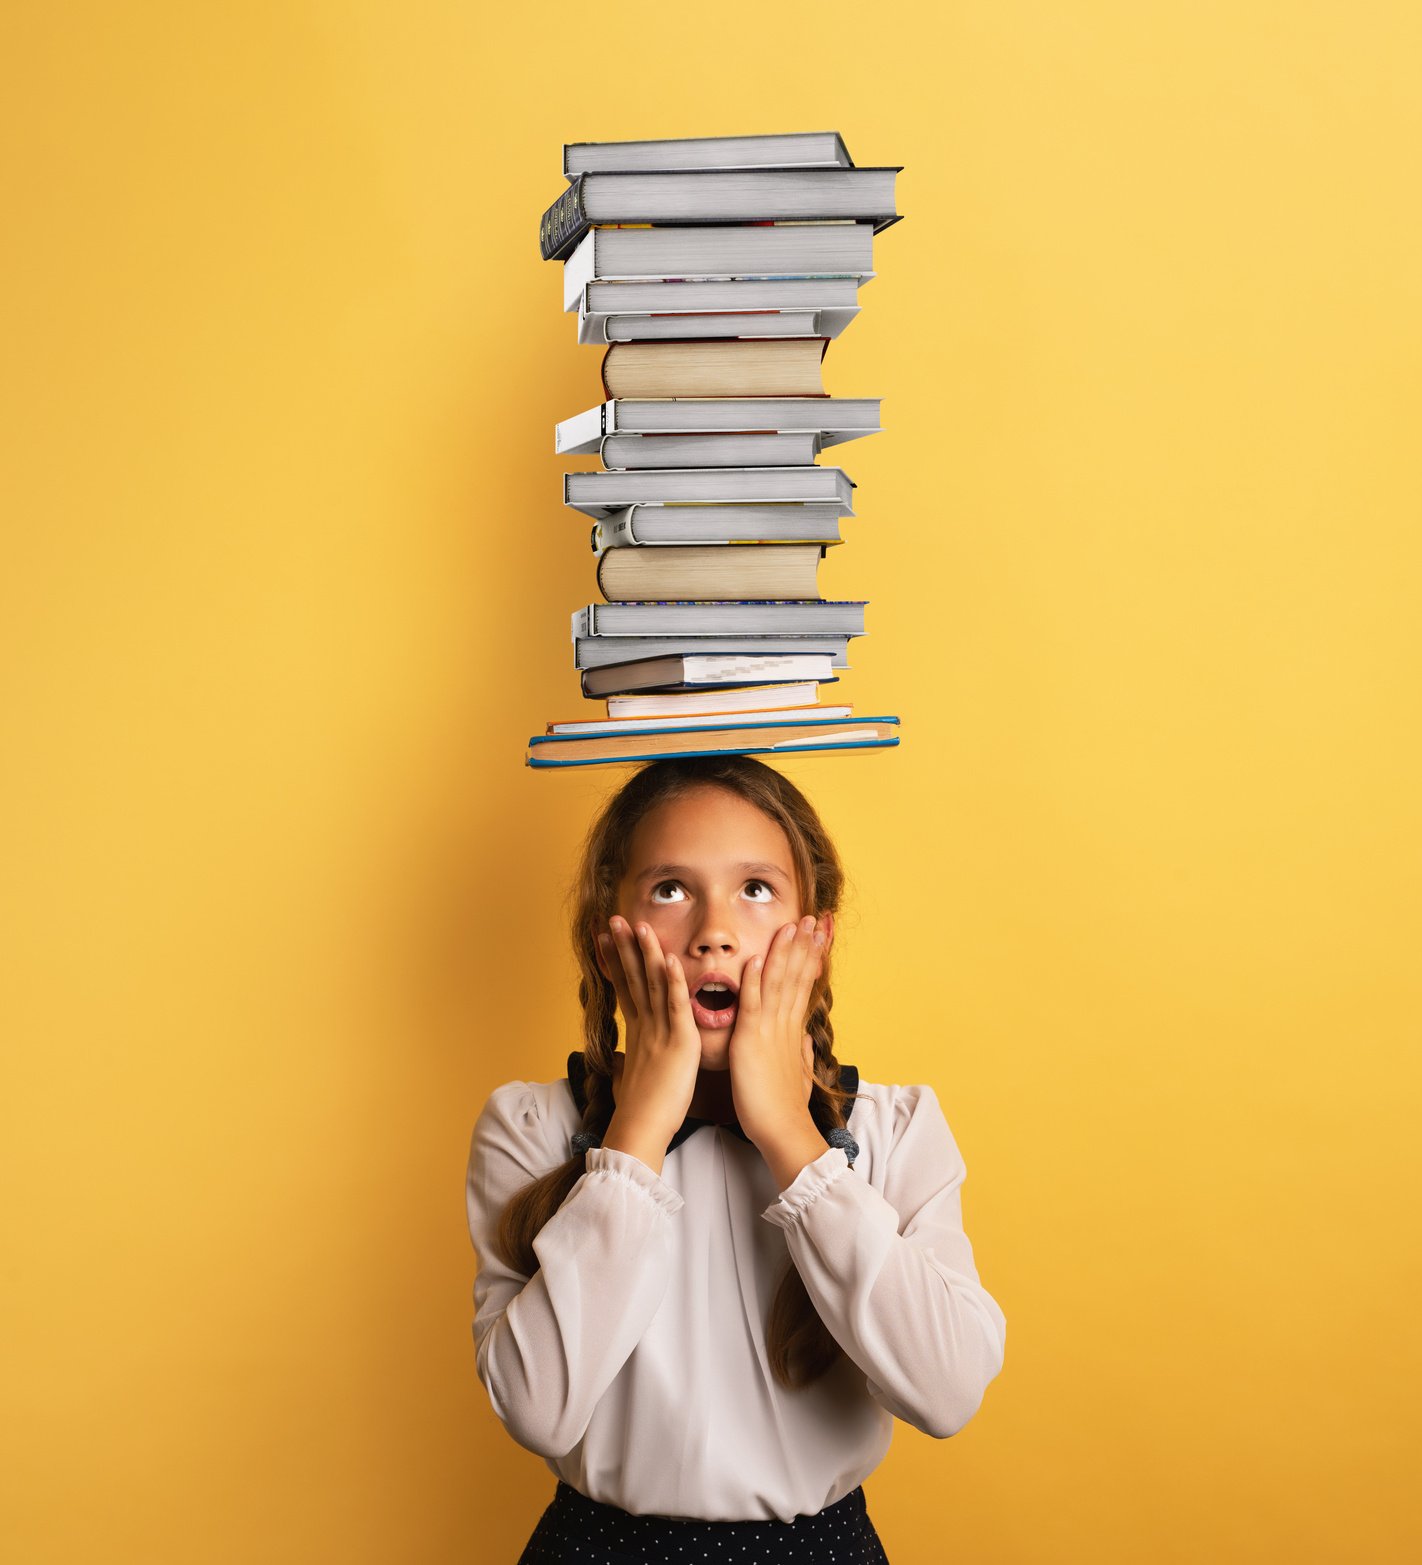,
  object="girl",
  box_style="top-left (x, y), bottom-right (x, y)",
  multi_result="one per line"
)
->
top-left (466, 755), bottom-right (1006, 1562)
